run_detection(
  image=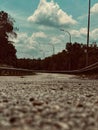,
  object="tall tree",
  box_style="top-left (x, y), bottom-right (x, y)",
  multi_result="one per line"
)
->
top-left (0, 11), bottom-right (17, 66)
